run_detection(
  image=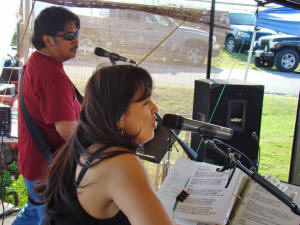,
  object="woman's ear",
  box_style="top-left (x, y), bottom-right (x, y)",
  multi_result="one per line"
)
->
top-left (118, 117), bottom-right (125, 129)
top-left (117, 117), bottom-right (125, 135)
